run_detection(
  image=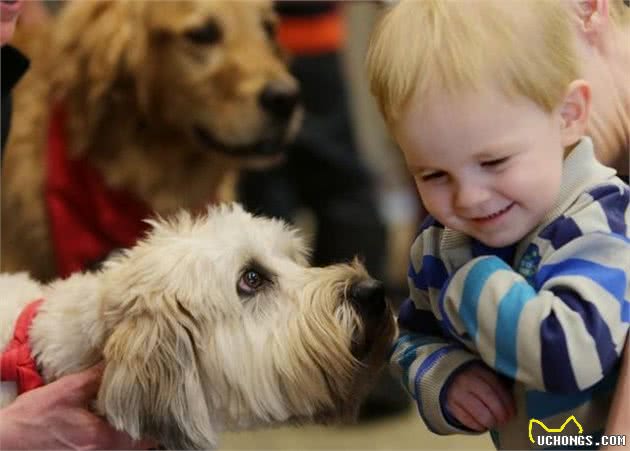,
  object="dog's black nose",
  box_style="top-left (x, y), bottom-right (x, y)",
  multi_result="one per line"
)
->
top-left (259, 81), bottom-right (299, 118)
top-left (350, 279), bottom-right (386, 317)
